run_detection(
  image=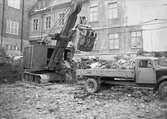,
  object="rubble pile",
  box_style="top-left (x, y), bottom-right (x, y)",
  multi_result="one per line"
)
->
top-left (0, 82), bottom-right (166, 119)
top-left (0, 48), bottom-right (22, 84)
top-left (0, 62), bottom-right (22, 84)
top-left (75, 55), bottom-right (135, 70)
